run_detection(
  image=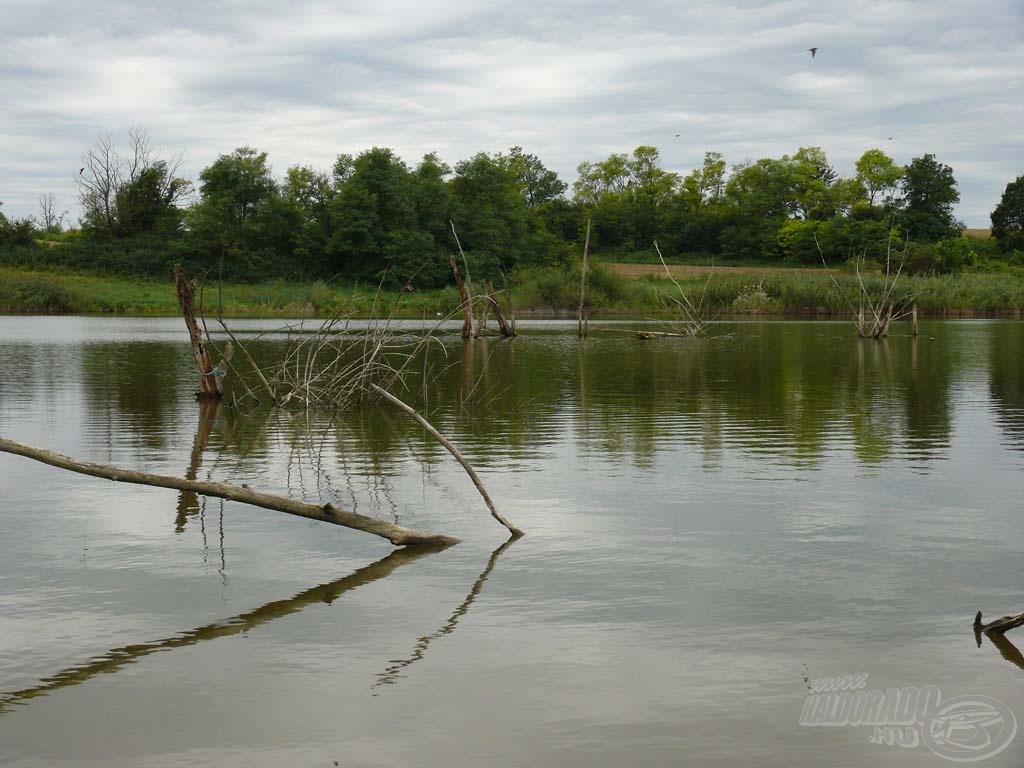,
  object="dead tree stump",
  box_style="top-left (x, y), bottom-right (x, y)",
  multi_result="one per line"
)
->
top-left (174, 265), bottom-right (224, 400)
